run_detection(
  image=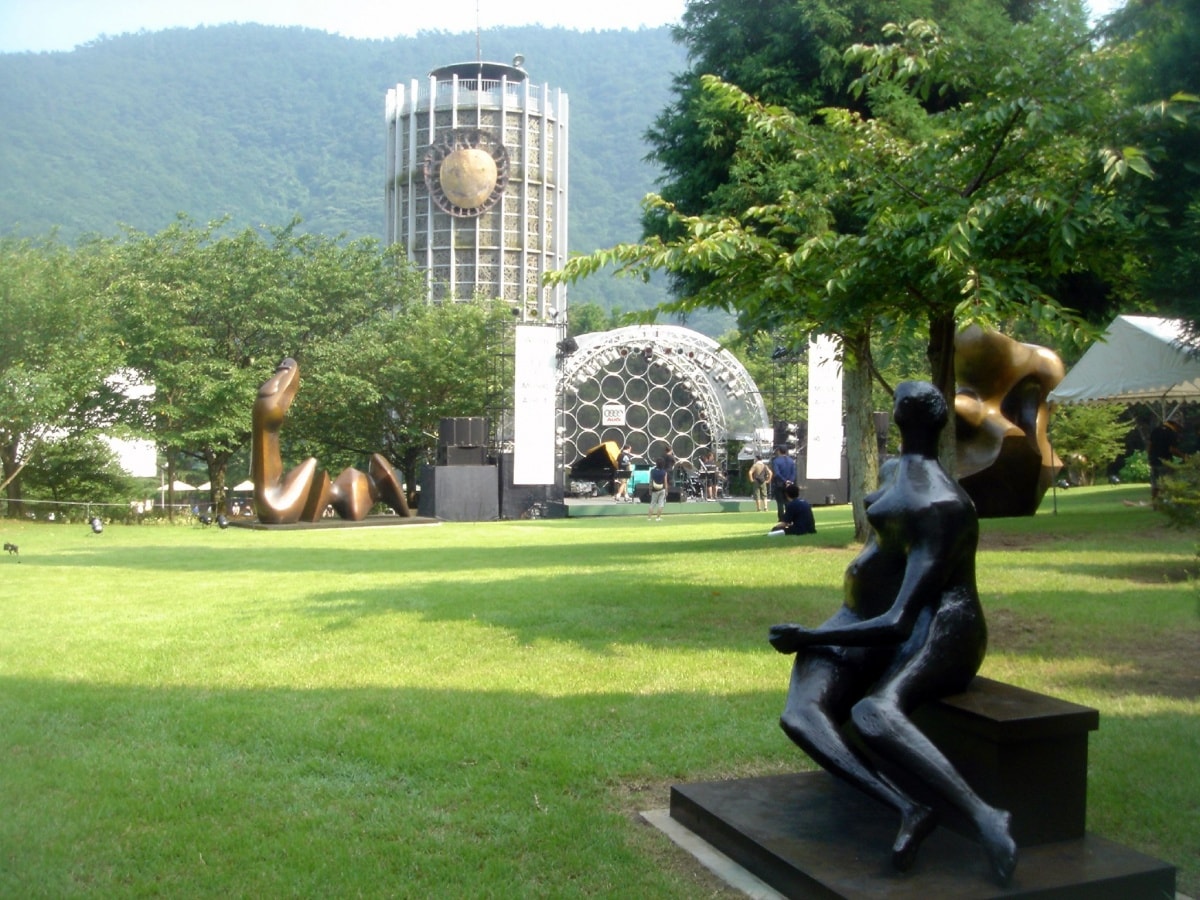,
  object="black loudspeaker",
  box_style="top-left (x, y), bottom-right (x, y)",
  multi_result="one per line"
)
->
top-left (438, 417), bottom-right (489, 448)
top-left (419, 465), bottom-right (499, 521)
top-left (439, 446), bottom-right (486, 466)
